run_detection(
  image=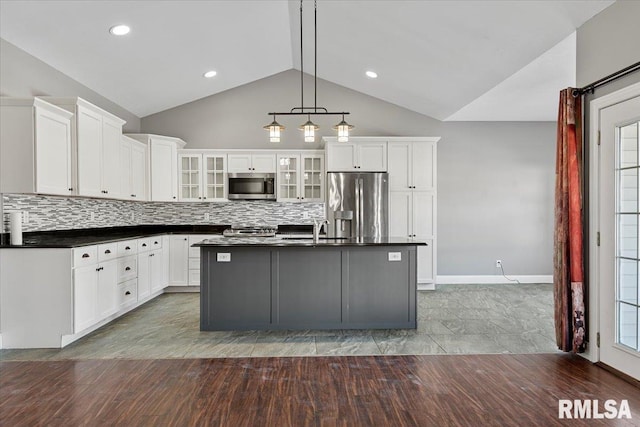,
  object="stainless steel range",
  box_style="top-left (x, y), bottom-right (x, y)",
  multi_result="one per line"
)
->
top-left (222, 225), bottom-right (278, 238)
